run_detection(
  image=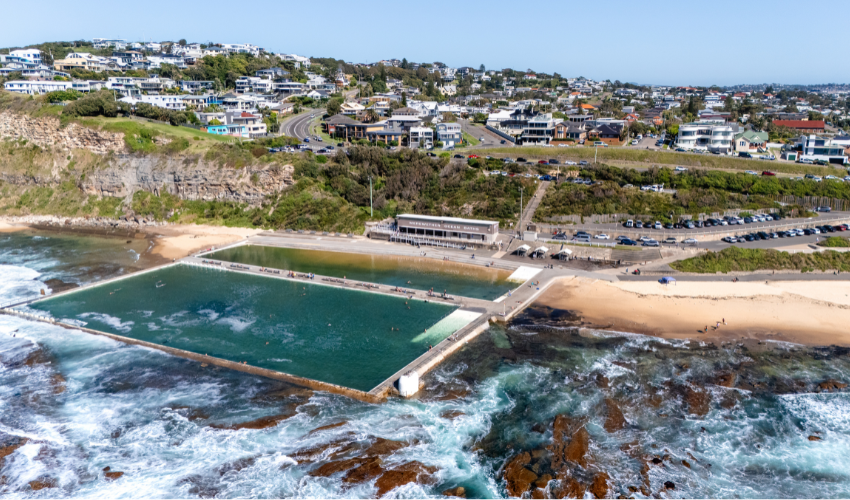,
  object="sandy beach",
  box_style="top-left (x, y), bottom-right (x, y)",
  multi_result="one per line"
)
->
top-left (538, 276), bottom-right (850, 346)
top-left (148, 224), bottom-right (264, 260)
top-left (0, 221), bottom-right (29, 233)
